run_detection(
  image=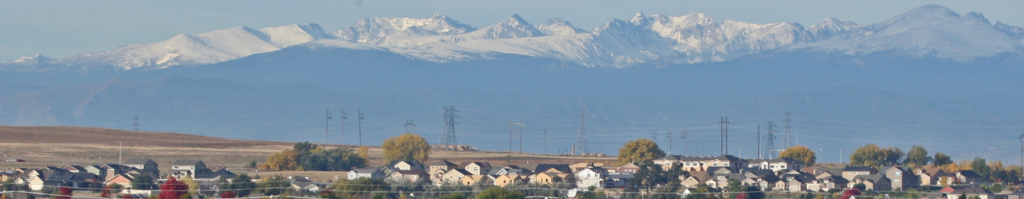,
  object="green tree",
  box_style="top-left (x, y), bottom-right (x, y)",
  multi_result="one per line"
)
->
top-left (131, 174), bottom-right (157, 190)
top-left (905, 145), bottom-right (932, 168)
top-left (475, 187), bottom-right (524, 199)
top-left (327, 178), bottom-right (392, 199)
top-left (223, 174), bottom-right (255, 197)
top-left (934, 153), bottom-right (953, 166)
top-left (256, 176), bottom-right (290, 196)
top-left (437, 193), bottom-right (467, 199)
top-left (357, 146), bottom-right (370, 160)
top-left (779, 145), bottom-right (816, 165)
top-left (299, 147), bottom-right (367, 171)
top-left (617, 139), bottom-right (666, 164)
top-left (260, 149), bottom-right (301, 170)
top-left (850, 144), bottom-right (883, 167)
top-left (294, 141), bottom-right (318, 152)
top-left (881, 147), bottom-right (905, 166)
top-left (970, 157), bottom-right (991, 180)
top-left (382, 133), bottom-right (431, 162)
